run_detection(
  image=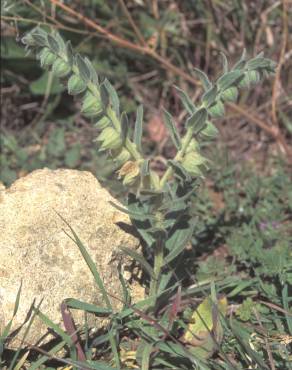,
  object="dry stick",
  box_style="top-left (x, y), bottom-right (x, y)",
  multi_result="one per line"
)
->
top-left (117, 0), bottom-right (147, 46)
top-left (49, 0), bottom-right (291, 160)
top-left (271, 0), bottom-right (288, 126)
